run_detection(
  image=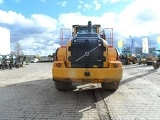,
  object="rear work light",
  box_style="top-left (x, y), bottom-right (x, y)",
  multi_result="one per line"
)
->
top-left (114, 63), bottom-right (118, 68)
top-left (55, 63), bottom-right (61, 68)
top-left (97, 39), bottom-right (101, 43)
top-left (73, 39), bottom-right (77, 43)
